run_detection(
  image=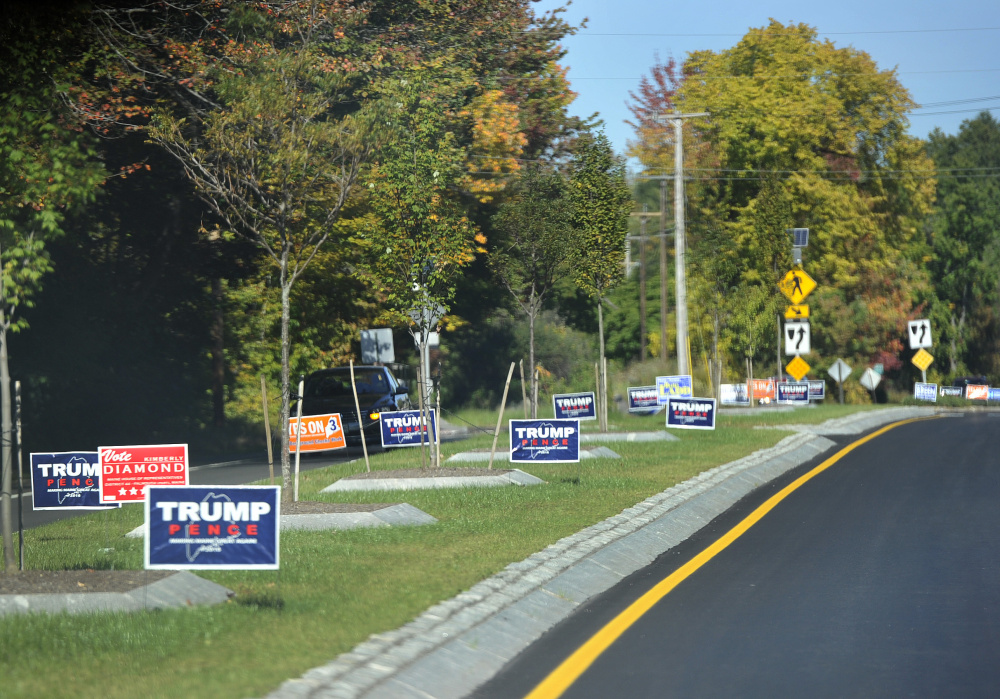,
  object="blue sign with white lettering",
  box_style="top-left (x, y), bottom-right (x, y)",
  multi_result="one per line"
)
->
top-left (807, 380), bottom-right (826, 400)
top-left (379, 409), bottom-right (437, 448)
top-left (939, 386), bottom-right (963, 397)
top-left (656, 375), bottom-right (693, 404)
top-left (666, 397), bottom-right (717, 430)
top-left (628, 386), bottom-right (661, 413)
top-left (914, 382), bottom-right (938, 402)
top-left (30, 452), bottom-right (119, 510)
top-left (989, 388), bottom-right (1000, 402)
top-left (509, 419), bottom-right (580, 463)
top-left (553, 392), bottom-right (597, 420)
top-left (145, 485), bottom-right (280, 570)
top-left (776, 382), bottom-right (810, 403)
